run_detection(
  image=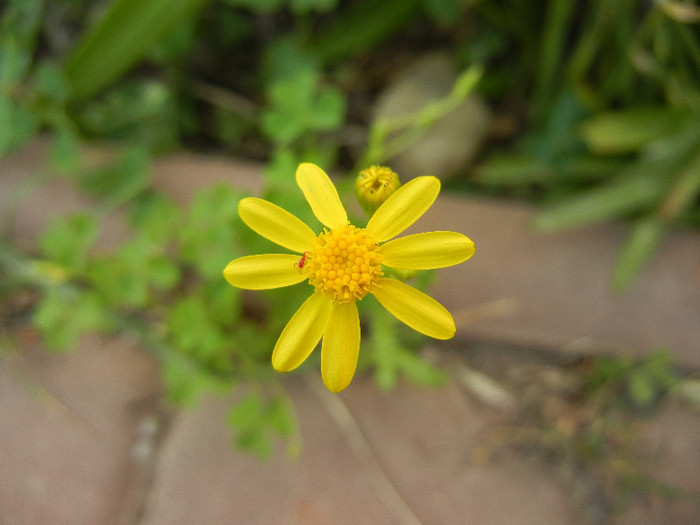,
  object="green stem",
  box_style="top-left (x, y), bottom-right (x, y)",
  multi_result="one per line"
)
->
top-left (357, 65), bottom-right (483, 170)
